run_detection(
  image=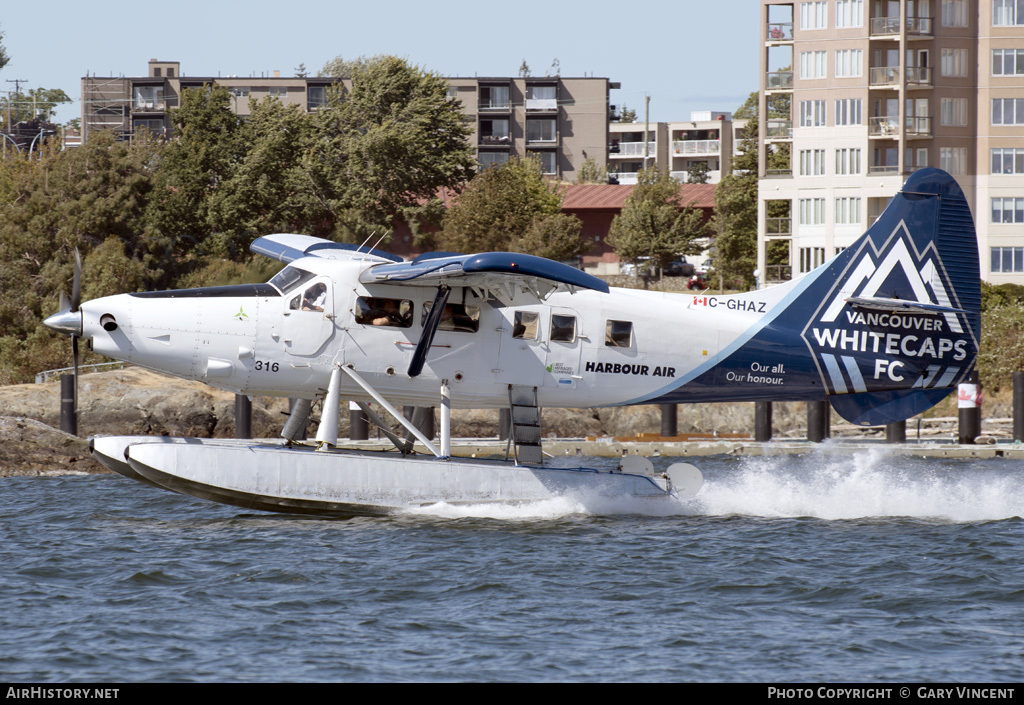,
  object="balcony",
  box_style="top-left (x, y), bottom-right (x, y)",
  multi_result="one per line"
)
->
top-left (765, 265), bottom-right (792, 283)
top-left (870, 16), bottom-right (932, 36)
top-left (765, 217), bottom-right (792, 236)
top-left (478, 99), bottom-right (511, 112)
top-left (765, 119), bottom-right (793, 140)
top-left (480, 134), bottom-right (512, 146)
top-left (905, 116), bottom-right (932, 137)
top-left (764, 167), bottom-right (793, 177)
top-left (525, 98), bottom-right (557, 112)
top-left (868, 164), bottom-right (900, 174)
top-left (611, 141), bottom-right (657, 158)
top-left (670, 169), bottom-right (722, 183)
top-left (766, 23), bottom-right (793, 41)
top-left (869, 66), bottom-right (900, 86)
top-left (609, 172), bottom-right (639, 185)
top-left (765, 71), bottom-right (793, 90)
top-left (672, 139), bottom-right (720, 156)
top-left (869, 116), bottom-right (900, 137)
top-left (906, 66), bottom-right (932, 86)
